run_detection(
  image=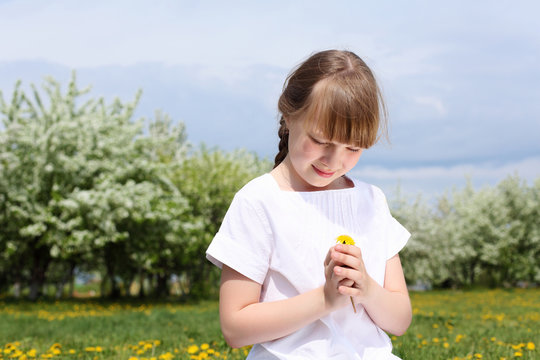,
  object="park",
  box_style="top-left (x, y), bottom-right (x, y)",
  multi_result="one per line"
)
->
top-left (1, 73), bottom-right (538, 359)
